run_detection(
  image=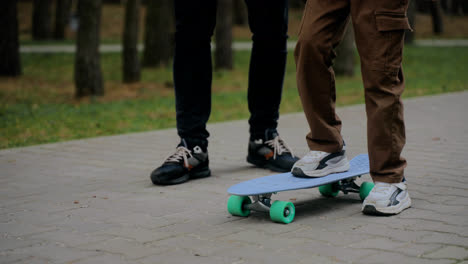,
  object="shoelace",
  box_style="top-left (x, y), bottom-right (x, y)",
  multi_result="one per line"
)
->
top-left (265, 136), bottom-right (295, 159)
top-left (165, 146), bottom-right (192, 167)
